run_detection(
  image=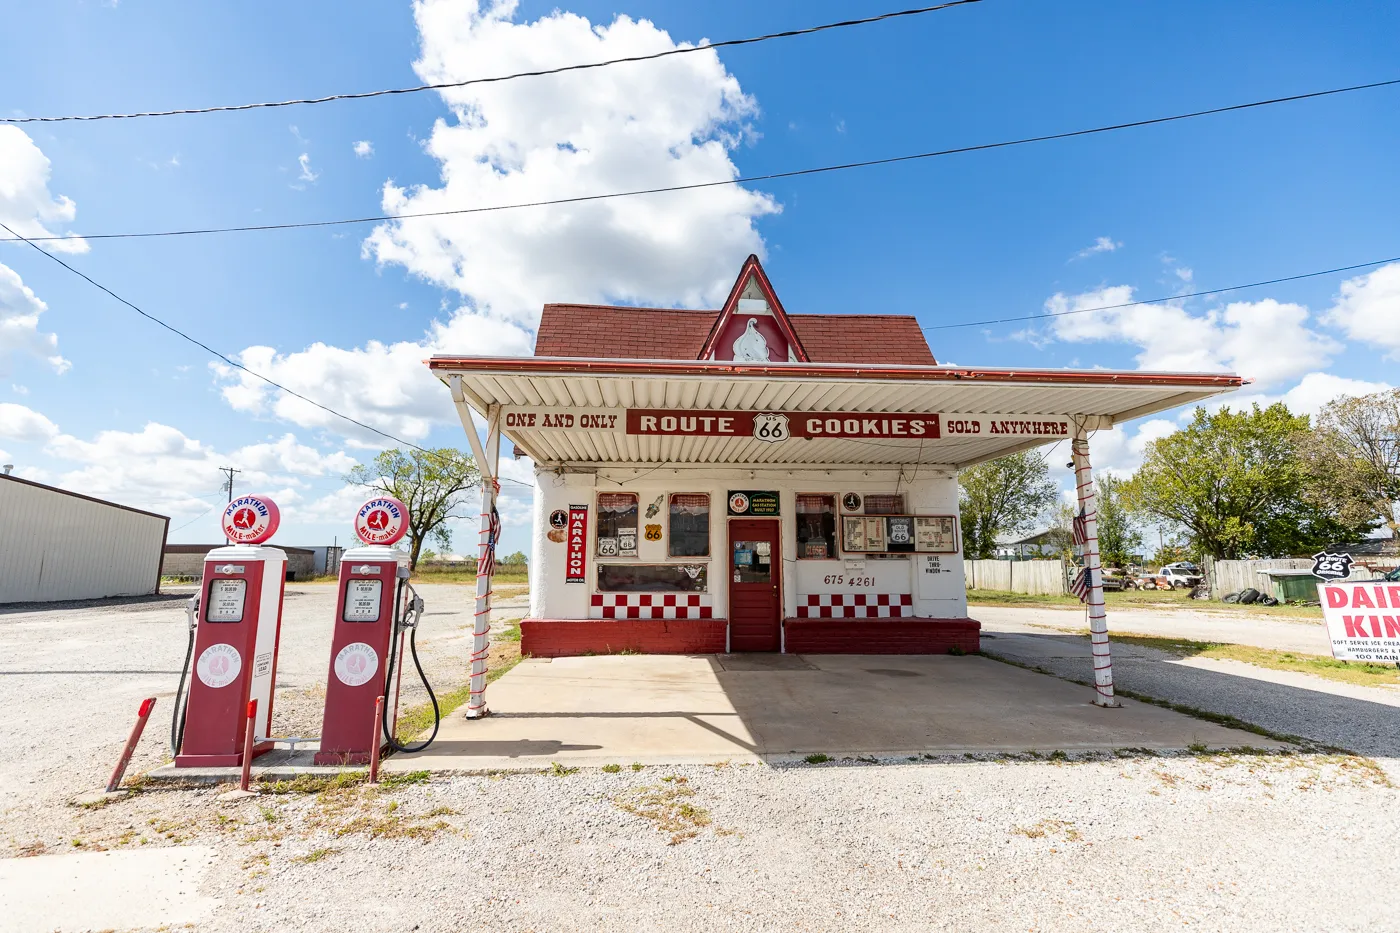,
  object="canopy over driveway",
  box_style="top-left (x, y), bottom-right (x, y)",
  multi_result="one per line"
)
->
top-left (427, 354), bottom-right (1242, 716)
top-left (428, 355), bottom-right (1244, 469)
